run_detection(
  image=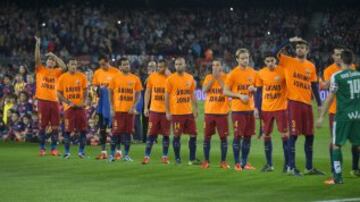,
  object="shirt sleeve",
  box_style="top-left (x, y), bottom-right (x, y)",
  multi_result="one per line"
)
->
top-left (310, 65), bottom-right (318, 82)
top-left (224, 72), bottom-right (234, 89)
top-left (255, 72), bottom-right (263, 87)
top-left (135, 76), bottom-right (143, 92)
top-left (146, 75), bottom-right (153, 89)
top-left (57, 76), bottom-right (64, 92)
top-left (165, 77), bottom-right (172, 93)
